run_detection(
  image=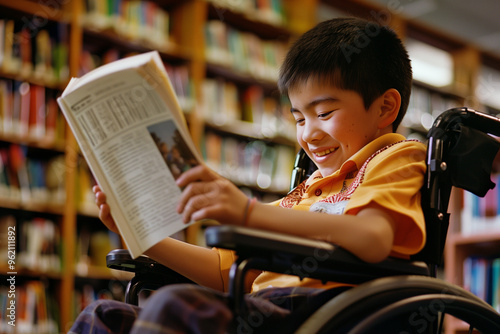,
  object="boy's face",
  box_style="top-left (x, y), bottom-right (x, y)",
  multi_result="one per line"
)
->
top-left (289, 79), bottom-right (387, 177)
